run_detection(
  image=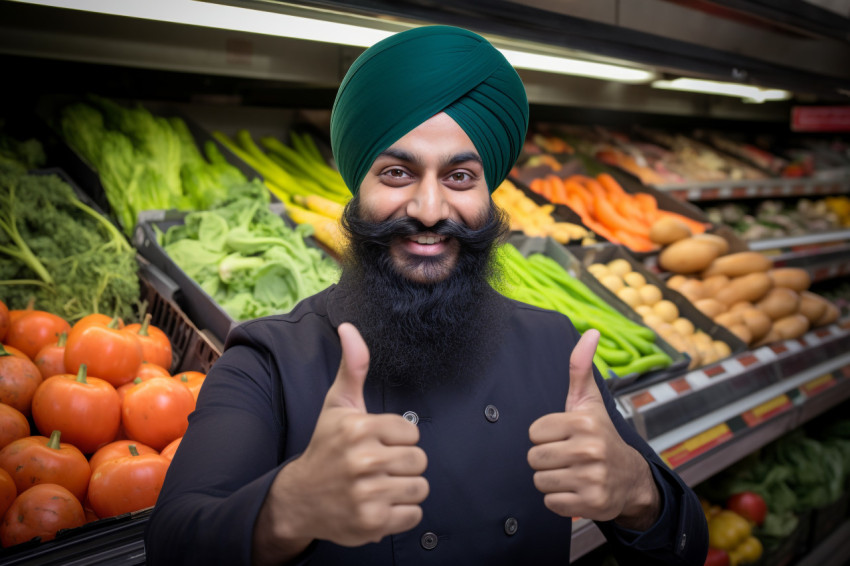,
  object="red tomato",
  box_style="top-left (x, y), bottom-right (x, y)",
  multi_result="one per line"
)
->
top-left (31, 365), bottom-right (121, 454)
top-left (122, 377), bottom-right (194, 451)
top-left (0, 404), bottom-right (31, 451)
top-left (0, 344), bottom-right (43, 416)
top-left (173, 371), bottom-right (206, 403)
top-left (136, 361), bottom-right (171, 380)
top-left (159, 437), bottom-right (182, 461)
top-left (64, 315), bottom-right (142, 387)
top-left (0, 483), bottom-right (85, 547)
top-left (33, 331), bottom-right (68, 380)
top-left (89, 440), bottom-right (158, 473)
top-left (5, 310), bottom-right (71, 360)
top-left (87, 446), bottom-right (170, 518)
top-left (0, 345), bottom-right (29, 359)
top-left (0, 467), bottom-right (15, 520)
top-left (726, 491), bottom-right (768, 526)
top-left (122, 314), bottom-right (173, 371)
top-left (0, 431), bottom-right (91, 501)
top-left (0, 301), bottom-right (9, 343)
top-left (704, 547), bottom-right (730, 566)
